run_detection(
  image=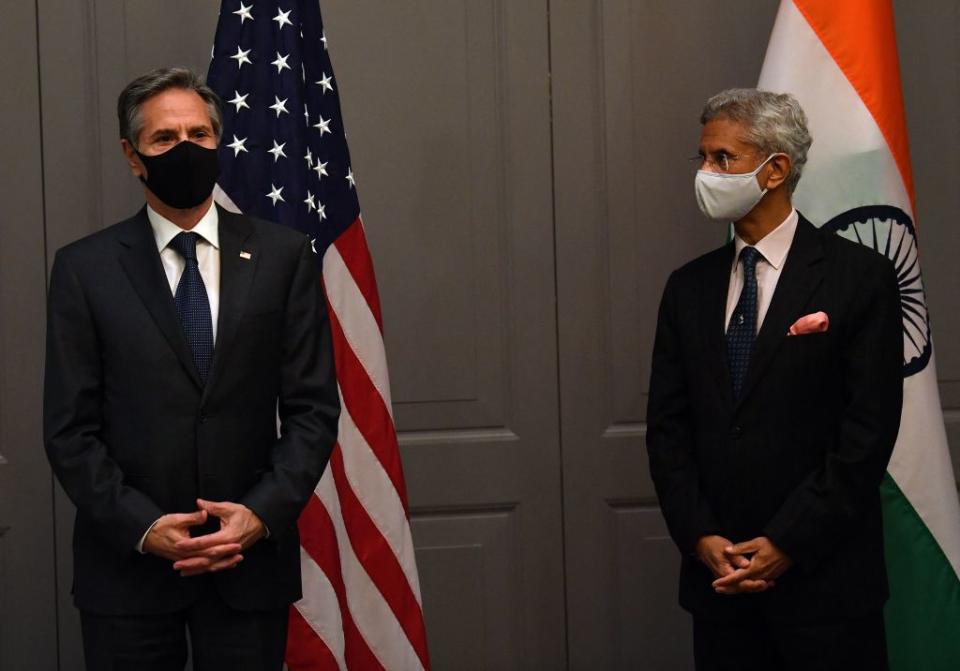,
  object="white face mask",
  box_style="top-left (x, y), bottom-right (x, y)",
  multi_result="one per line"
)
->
top-left (694, 154), bottom-right (779, 222)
